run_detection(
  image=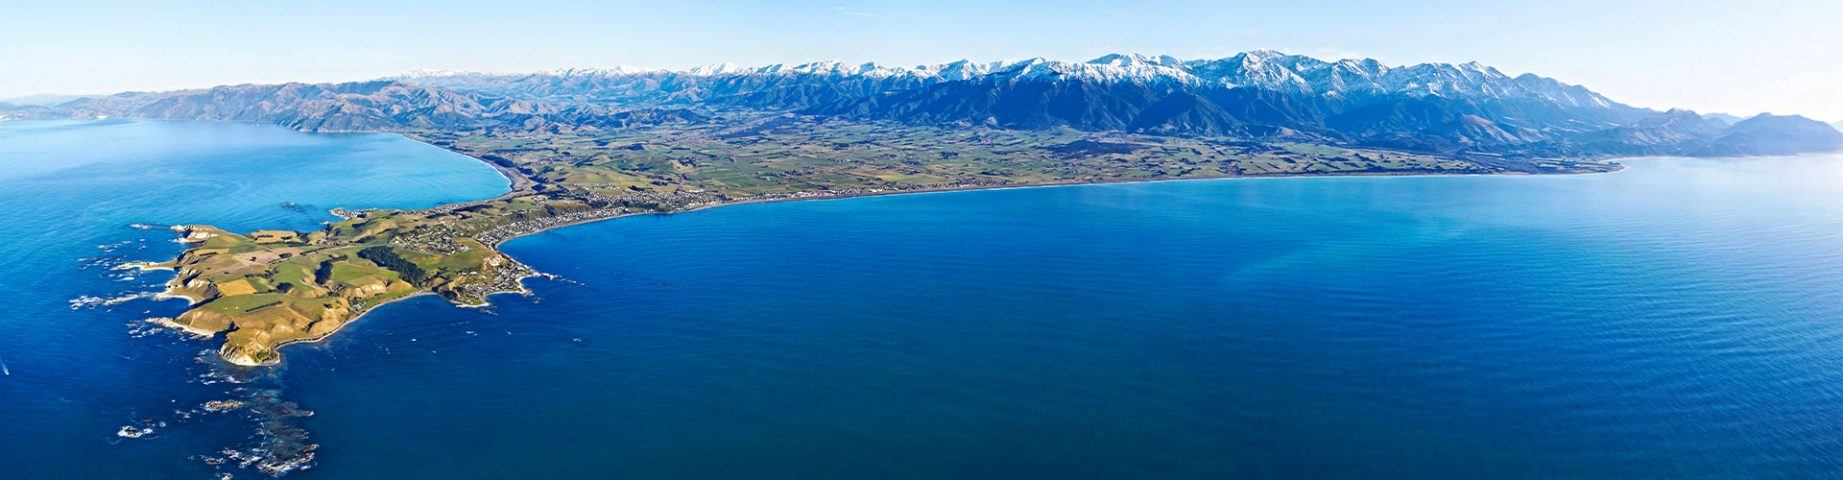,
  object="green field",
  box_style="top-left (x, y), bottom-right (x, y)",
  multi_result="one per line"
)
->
top-left (160, 113), bottom-right (1616, 366)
